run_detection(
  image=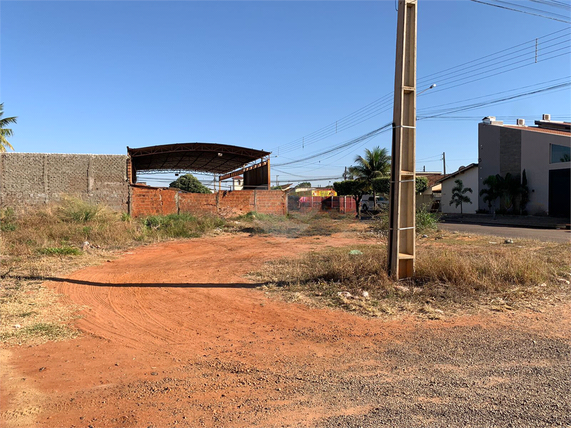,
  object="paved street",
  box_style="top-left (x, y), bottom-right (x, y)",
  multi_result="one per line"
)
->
top-left (439, 222), bottom-right (570, 243)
